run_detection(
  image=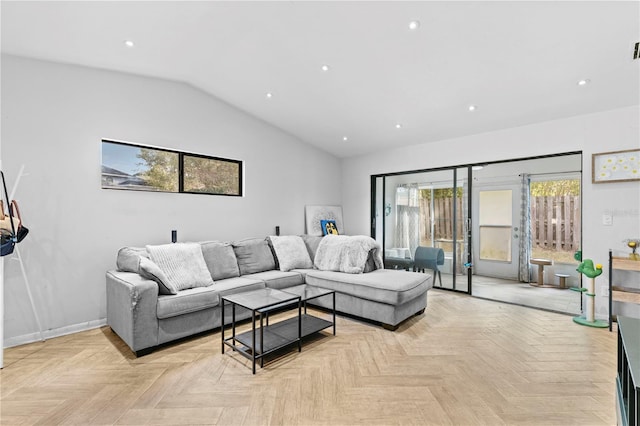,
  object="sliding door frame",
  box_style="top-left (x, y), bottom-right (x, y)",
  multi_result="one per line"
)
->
top-left (370, 151), bottom-right (582, 296)
top-left (371, 165), bottom-right (472, 294)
